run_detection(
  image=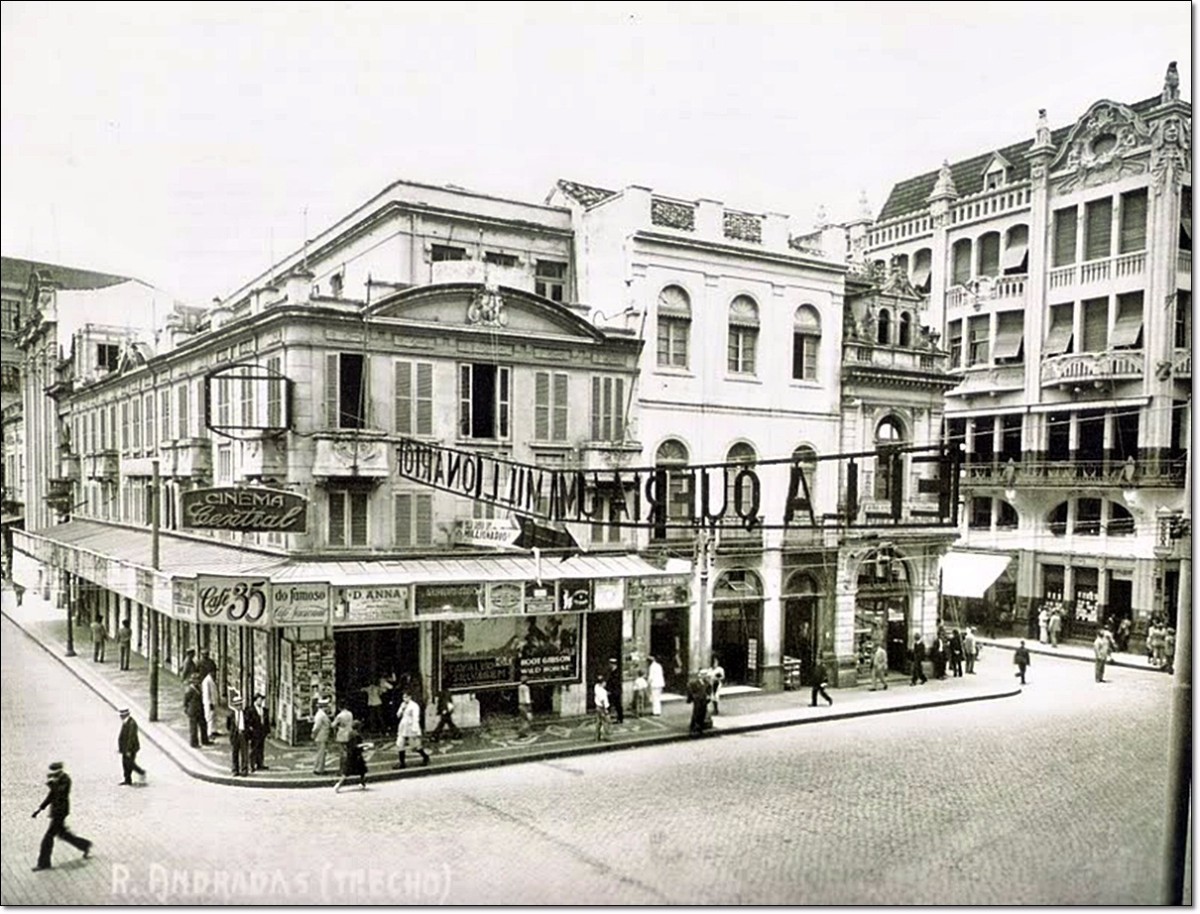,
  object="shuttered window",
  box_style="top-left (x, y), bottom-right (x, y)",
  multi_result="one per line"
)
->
top-left (1111, 291), bottom-right (1144, 349)
top-left (1084, 198), bottom-right (1113, 261)
top-left (160, 390), bottom-right (172, 442)
top-left (1044, 304), bottom-right (1074, 355)
top-left (952, 239), bottom-right (972, 285)
top-left (394, 361), bottom-right (433, 436)
top-left (967, 315), bottom-right (989, 366)
top-left (1052, 207), bottom-right (1078, 267)
top-left (329, 490), bottom-right (369, 547)
top-left (591, 376), bottom-right (626, 441)
top-left (534, 371), bottom-right (569, 441)
top-left (266, 356), bottom-right (282, 428)
top-left (1118, 189), bottom-right (1148, 254)
top-left (394, 492), bottom-right (433, 547)
top-left (326, 353), bottom-right (367, 429)
top-left (1081, 297), bottom-right (1109, 353)
top-left (977, 233), bottom-right (1001, 278)
top-left (992, 310), bottom-right (1025, 361)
